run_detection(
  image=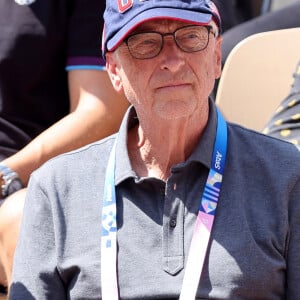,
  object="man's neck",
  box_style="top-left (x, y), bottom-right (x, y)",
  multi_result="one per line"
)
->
top-left (127, 110), bottom-right (209, 181)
